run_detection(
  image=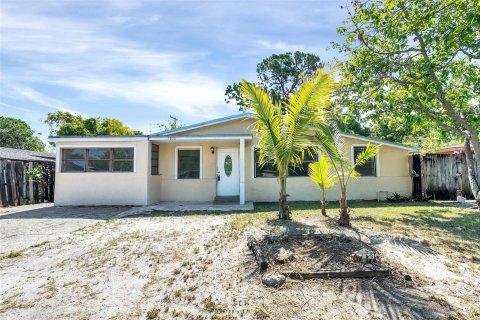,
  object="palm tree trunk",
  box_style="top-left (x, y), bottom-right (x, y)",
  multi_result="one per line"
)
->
top-left (464, 137), bottom-right (480, 207)
top-left (278, 176), bottom-right (290, 219)
top-left (338, 191), bottom-right (350, 227)
top-left (321, 190), bottom-right (327, 216)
